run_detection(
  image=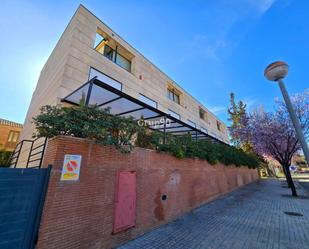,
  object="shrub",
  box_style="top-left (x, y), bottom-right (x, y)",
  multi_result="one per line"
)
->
top-left (150, 133), bottom-right (260, 168)
top-left (33, 104), bottom-right (261, 168)
top-left (0, 150), bottom-right (12, 167)
top-left (33, 104), bottom-right (145, 153)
